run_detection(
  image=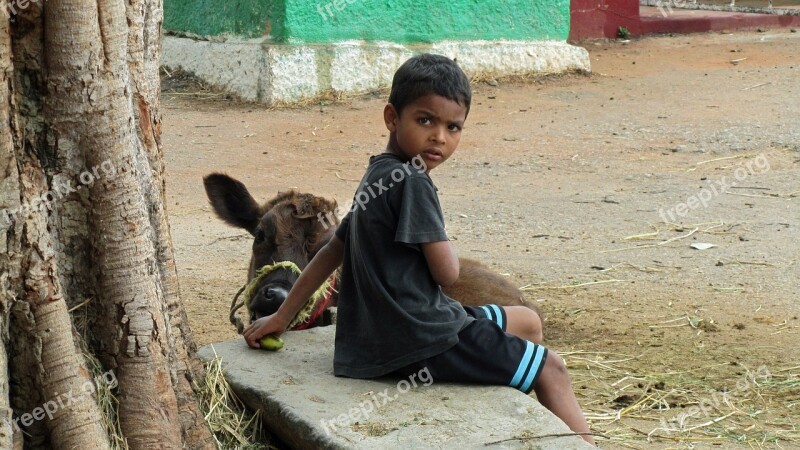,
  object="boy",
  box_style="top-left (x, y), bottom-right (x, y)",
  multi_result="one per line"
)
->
top-left (243, 54), bottom-right (595, 446)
